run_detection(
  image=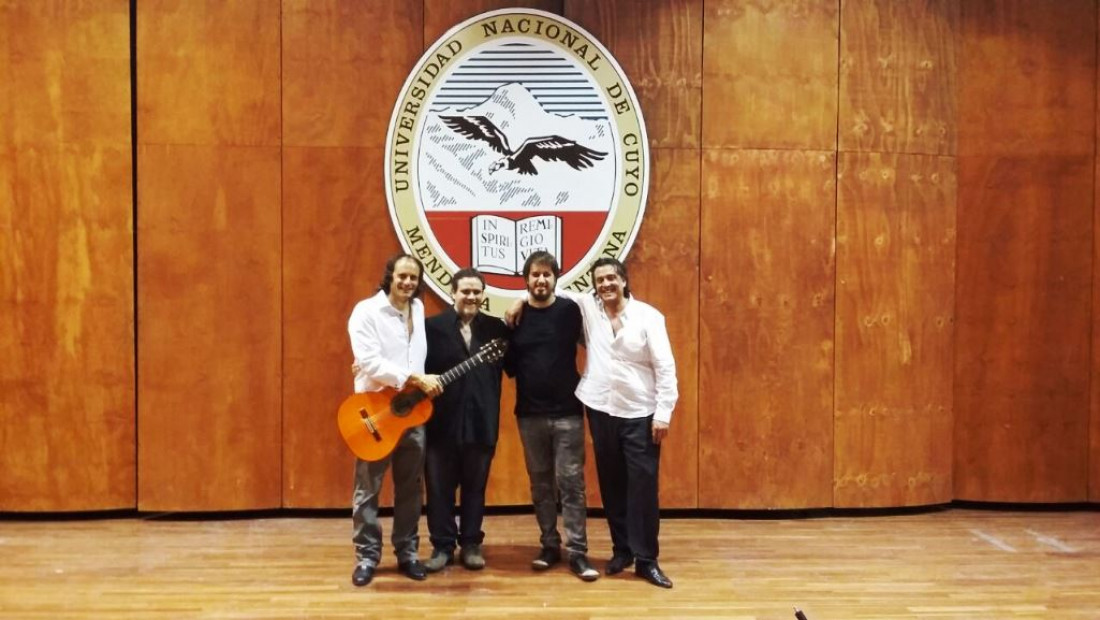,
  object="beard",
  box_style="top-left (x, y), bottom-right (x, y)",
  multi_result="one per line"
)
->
top-left (529, 286), bottom-right (553, 302)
